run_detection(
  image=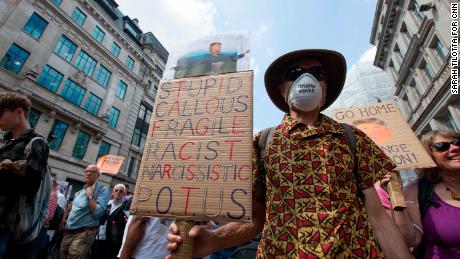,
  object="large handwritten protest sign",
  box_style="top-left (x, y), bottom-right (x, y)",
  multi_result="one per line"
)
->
top-left (331, 101), bottom-right (435, 170)
top-left (130, 71), bottom-right (253, 222)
